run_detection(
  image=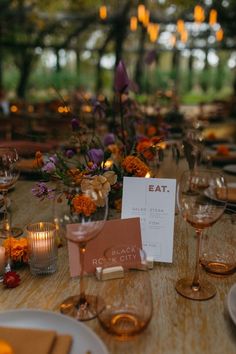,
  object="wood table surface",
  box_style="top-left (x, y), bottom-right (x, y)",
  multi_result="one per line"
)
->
top-left (0, 152), bottom-right (236, 354)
